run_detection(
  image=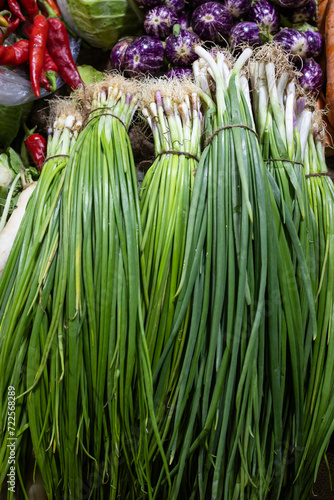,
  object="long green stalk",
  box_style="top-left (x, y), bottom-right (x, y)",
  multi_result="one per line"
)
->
top-left (297, 124), bottom-right (334, 499)
top-left (139, 79), bottom-right (203, 492)
top-left (0, 106), bottom-right (82, 498)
